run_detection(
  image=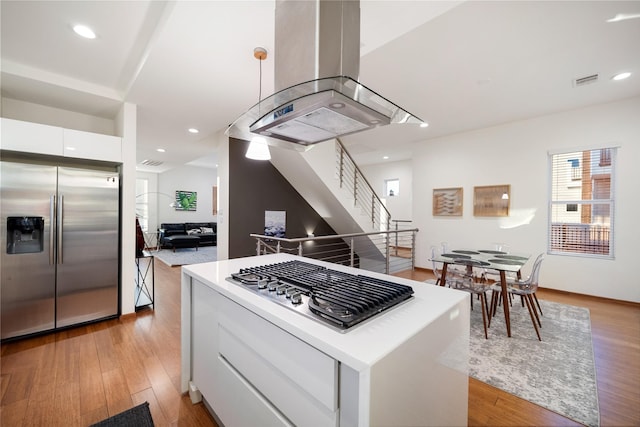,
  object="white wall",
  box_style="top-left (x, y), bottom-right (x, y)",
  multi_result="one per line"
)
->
top-left (136, 171), bottom-right (159, 233)
top-left (2, 98), bottom-right (116, 135)
top-left (361, 159), bottom-right (413, 222)
top-left (157, 164), bottom-right (217, 225)
top-left (116, 103), bottom-right (137, 315)
top-left (215, 131), bottom-right (229, 261)
top-left (412, 96), bottom-right (640, 303)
